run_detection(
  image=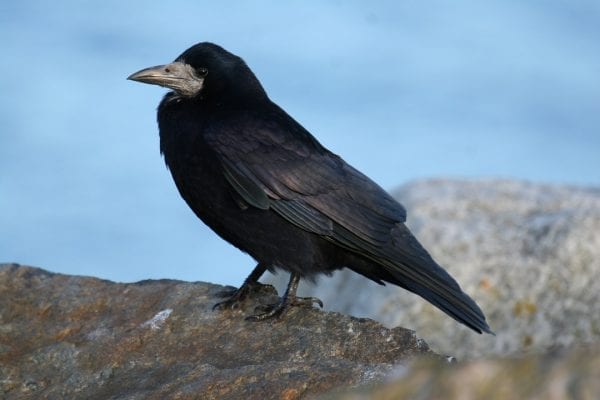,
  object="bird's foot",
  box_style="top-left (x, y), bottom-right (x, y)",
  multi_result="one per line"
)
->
top-left (213, 282), bottom-right (268, 310)
top-left (246, 295), bottom-right (323, 321)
